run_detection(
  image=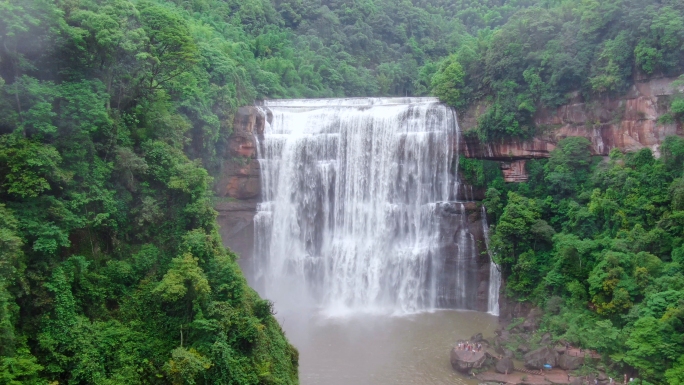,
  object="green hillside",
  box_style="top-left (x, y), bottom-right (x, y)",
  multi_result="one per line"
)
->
top-left (1, 0), bottom-right (684, 384)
